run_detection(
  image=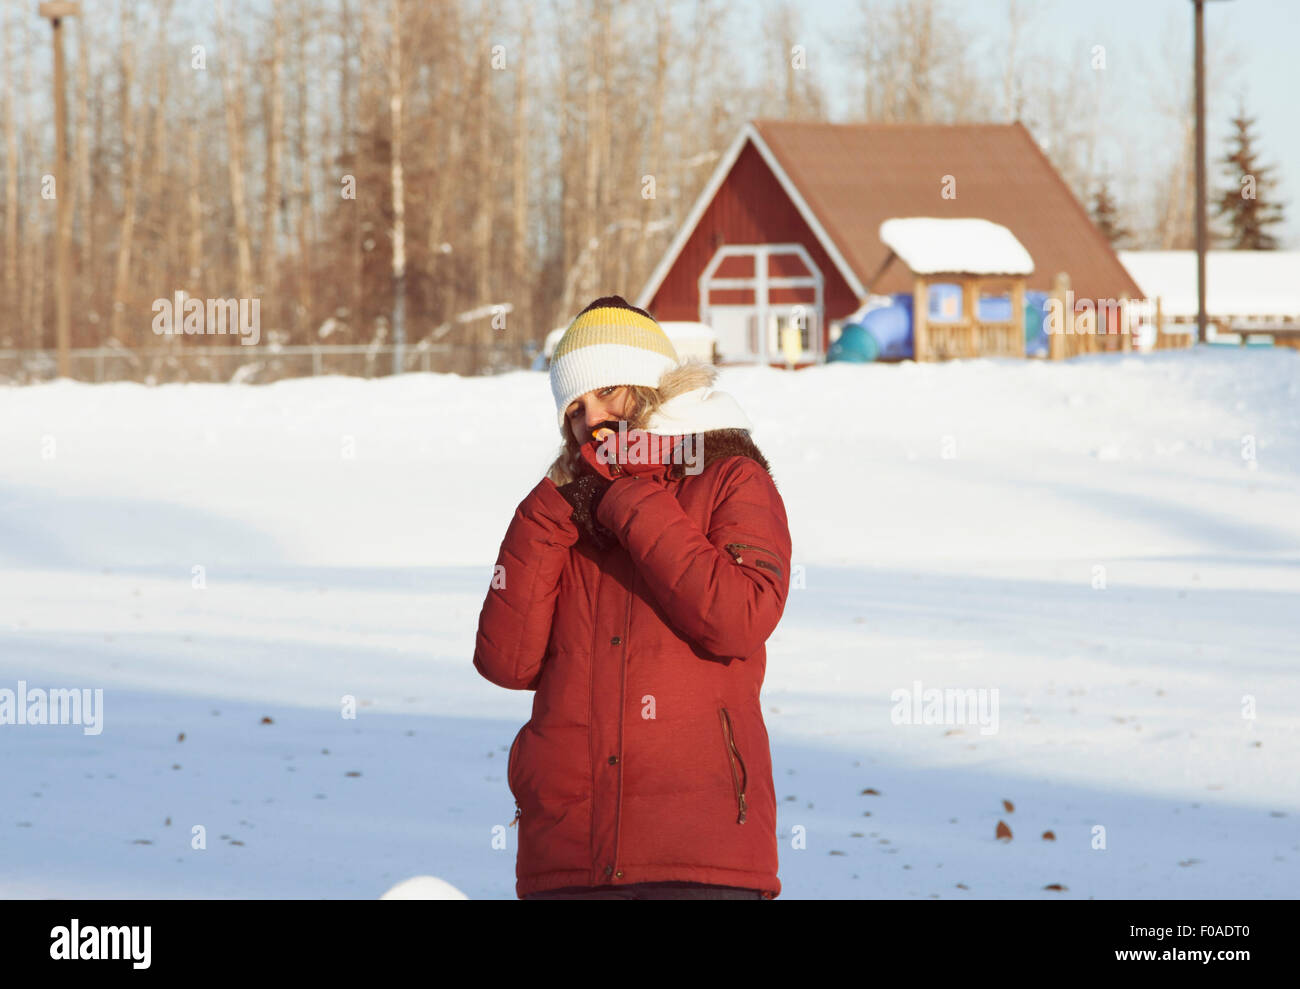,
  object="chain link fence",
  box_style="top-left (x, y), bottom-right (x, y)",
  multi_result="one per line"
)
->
top-left (0, 340), bottom-right (540, 385)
